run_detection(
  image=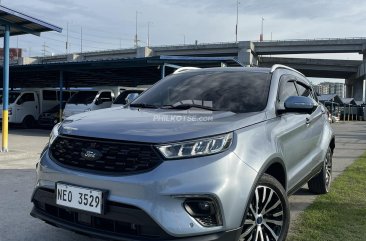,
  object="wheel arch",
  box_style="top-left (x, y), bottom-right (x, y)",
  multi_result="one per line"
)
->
top-left (329, 135), bottom-right (335, 153)
top-left (240, 156), bottom-right (287, 226)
